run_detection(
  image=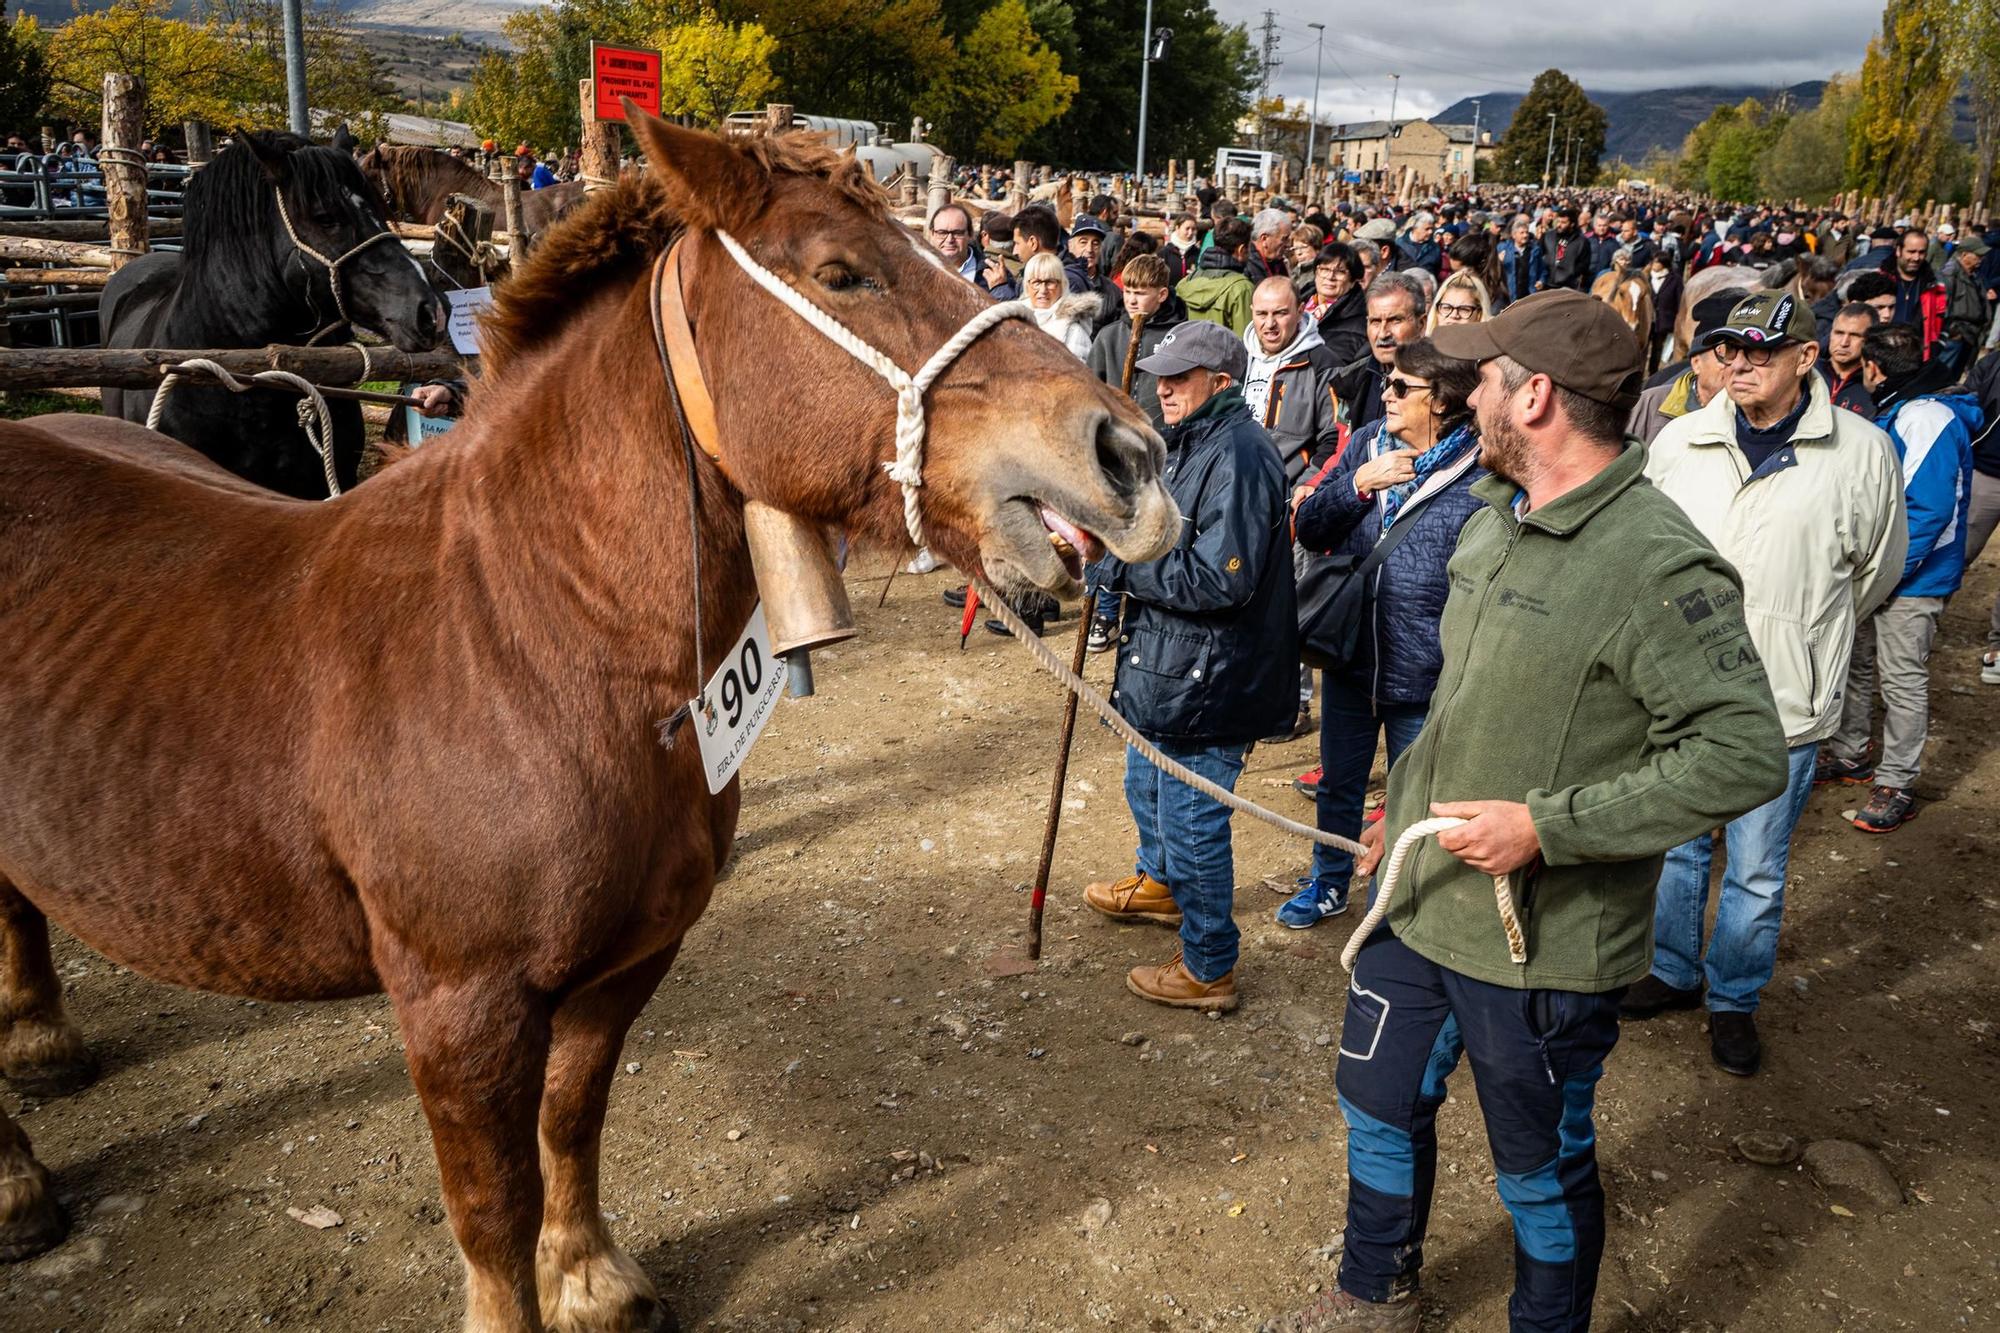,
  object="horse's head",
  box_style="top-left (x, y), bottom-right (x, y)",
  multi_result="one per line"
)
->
top-left (238, 132), bottom-right (443, 352)
top-left (630, 111), bottom-right (1177, 599)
